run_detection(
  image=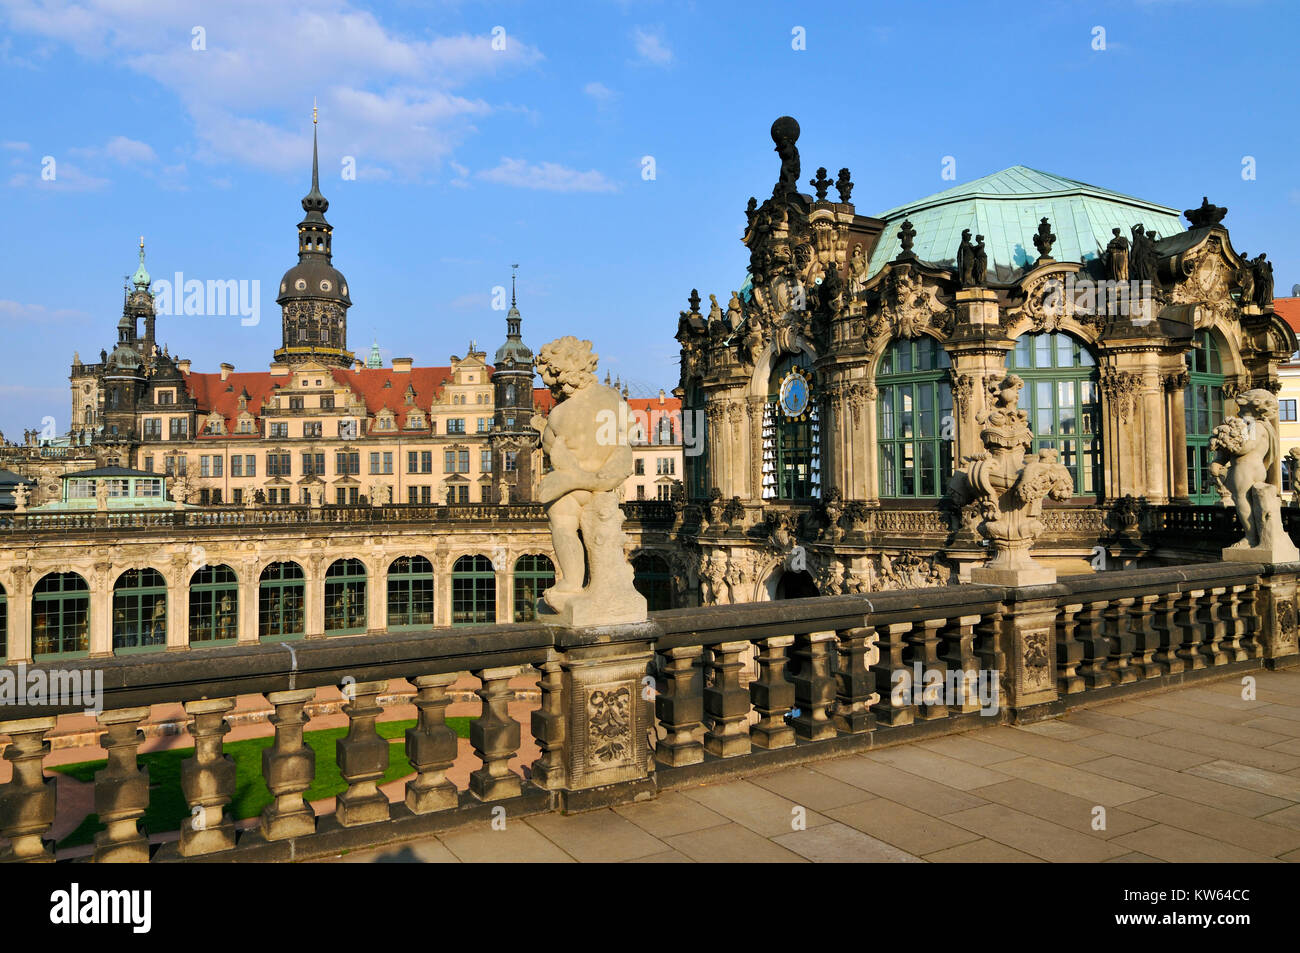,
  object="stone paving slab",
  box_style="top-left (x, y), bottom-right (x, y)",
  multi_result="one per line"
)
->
top-left (324, 669), bottom-right (1300, 862)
